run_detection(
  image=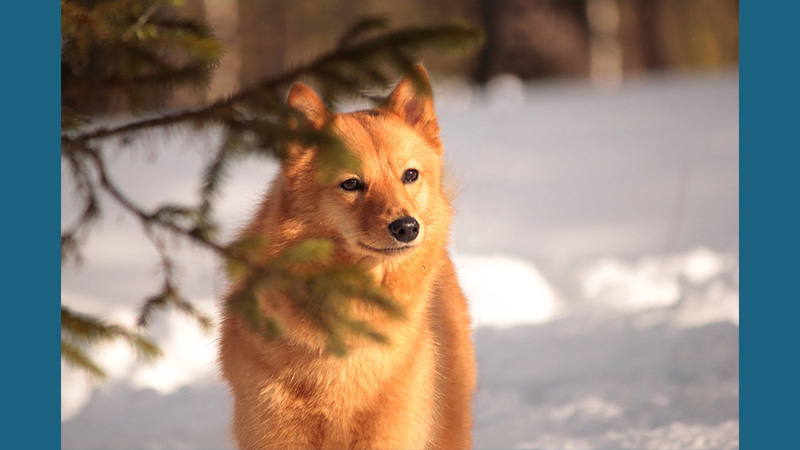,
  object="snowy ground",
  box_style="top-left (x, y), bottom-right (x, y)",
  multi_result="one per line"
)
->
top-left (61, 71), bottom-right (739, 449)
